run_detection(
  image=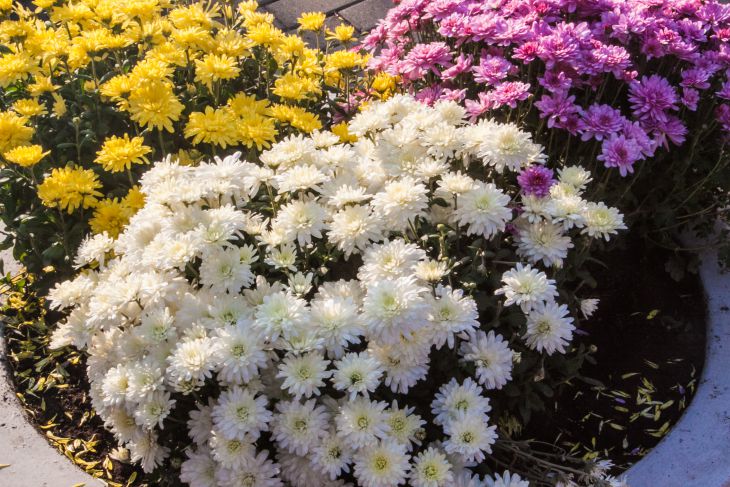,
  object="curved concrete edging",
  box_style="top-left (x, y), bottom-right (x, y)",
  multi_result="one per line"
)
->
top-left (0, 226), bottom-right (100, 487)
top-left (626, 241), bottom-right (730, 487)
